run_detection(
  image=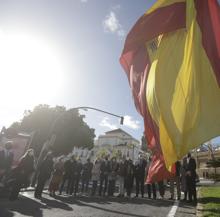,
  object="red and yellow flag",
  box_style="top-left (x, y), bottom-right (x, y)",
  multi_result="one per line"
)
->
top-left (120, 0), bottom-right (220, 182)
